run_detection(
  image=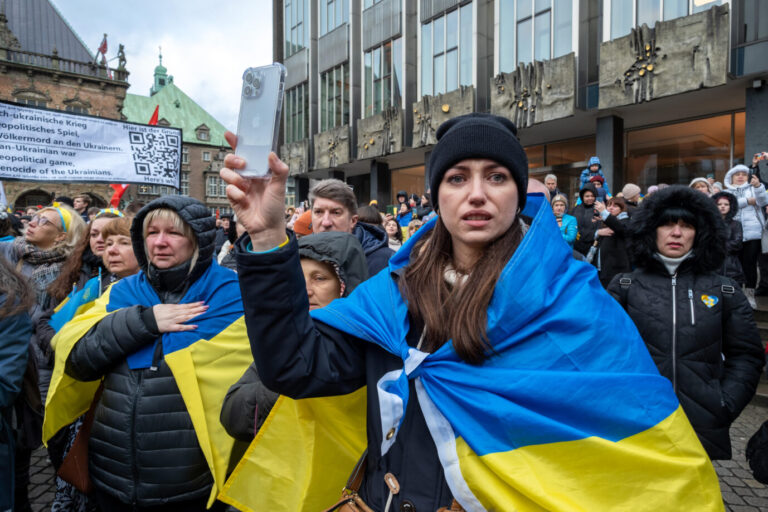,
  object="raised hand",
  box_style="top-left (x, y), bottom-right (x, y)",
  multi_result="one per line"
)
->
top-left (153, 302), bottom-right (208, 333)
top-left (220, 131), bottom-right (289, 250)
